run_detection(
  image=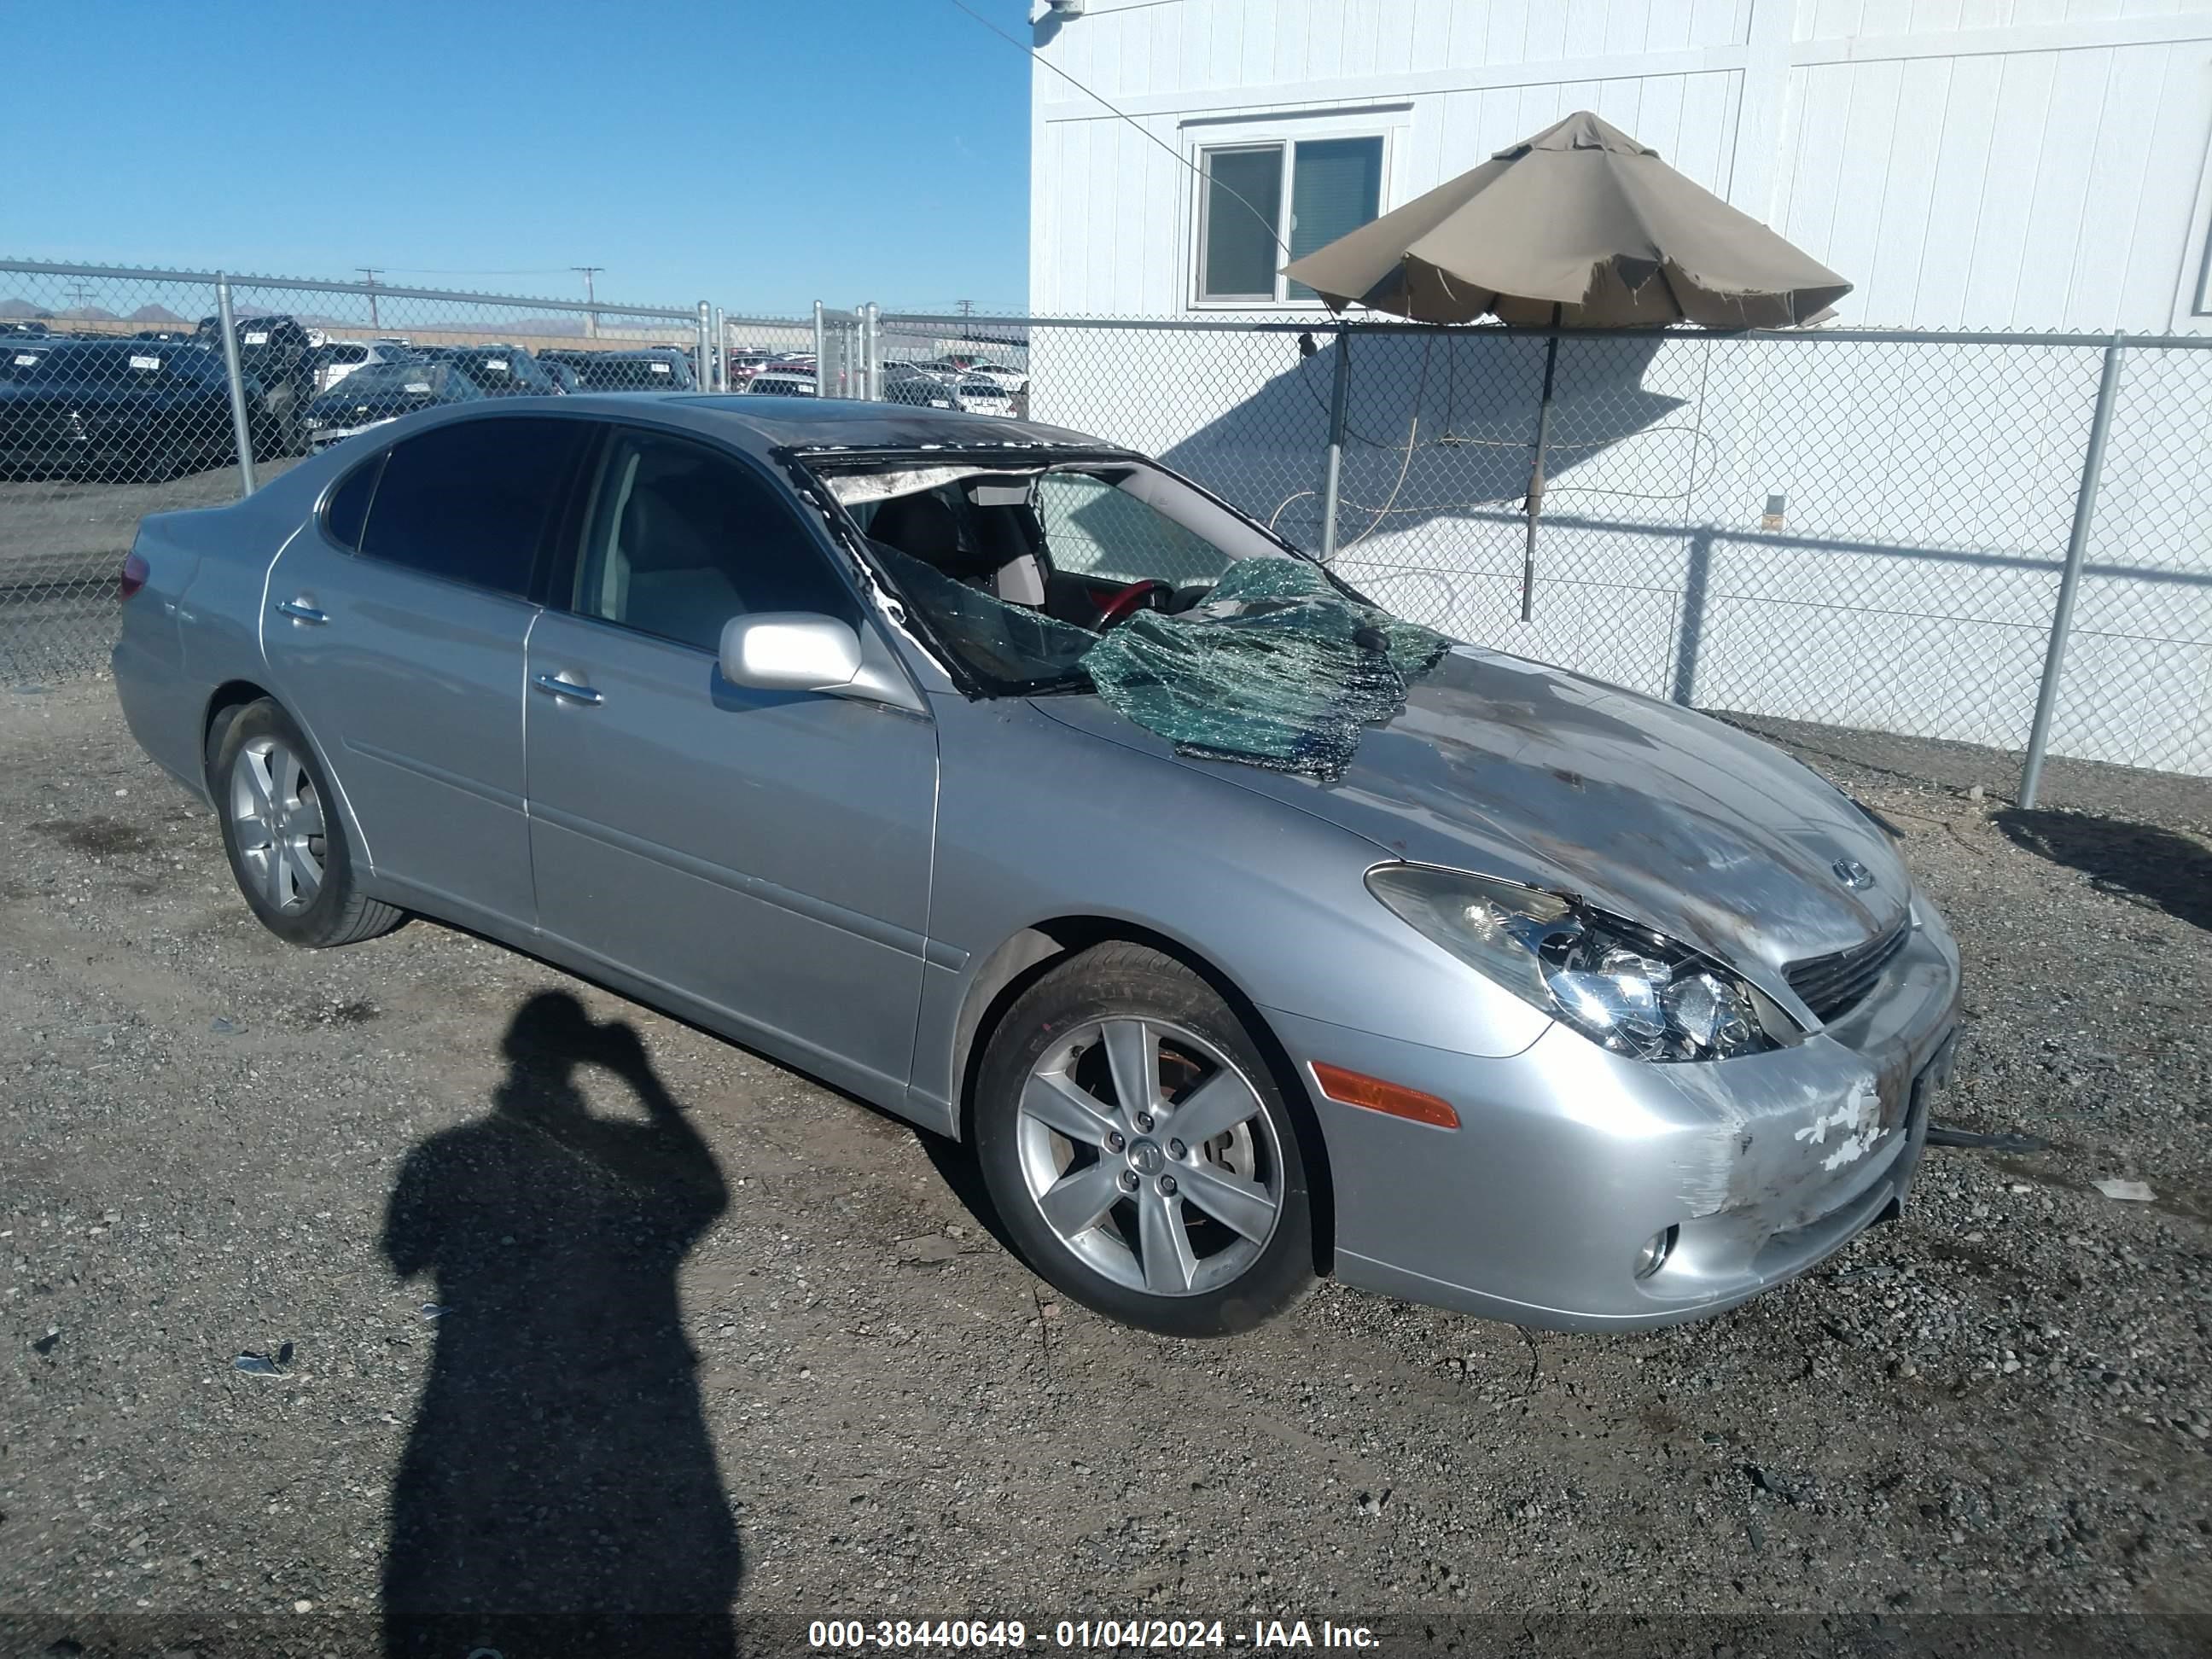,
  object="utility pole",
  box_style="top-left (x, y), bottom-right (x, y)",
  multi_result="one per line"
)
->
top-left (64, 282), bottom-right (94, 316)
top-left (573, 266), bottom-right (603, 340)
top-left (358, 268), bottom-right (382, 330)
top-left (957, 299), bottom-right (974, 318)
